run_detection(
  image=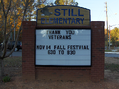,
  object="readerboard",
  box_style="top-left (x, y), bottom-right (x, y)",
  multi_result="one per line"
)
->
top-left (35, 29), bottom-right (91, 66)
top-left (37, 6), bottom-right (90, 26)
